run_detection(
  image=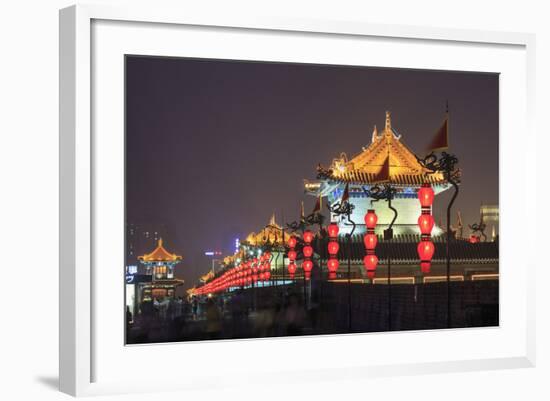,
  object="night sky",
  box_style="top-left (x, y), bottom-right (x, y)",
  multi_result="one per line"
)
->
top-left (126, 55), bottom-right (499, 289)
